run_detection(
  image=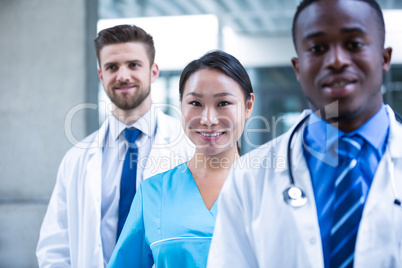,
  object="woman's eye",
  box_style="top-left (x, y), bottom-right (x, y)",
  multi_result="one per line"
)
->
top-left (190, 101), bottom-right (201, 106)
top-left (218, 101), bottom-right (230, 107)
